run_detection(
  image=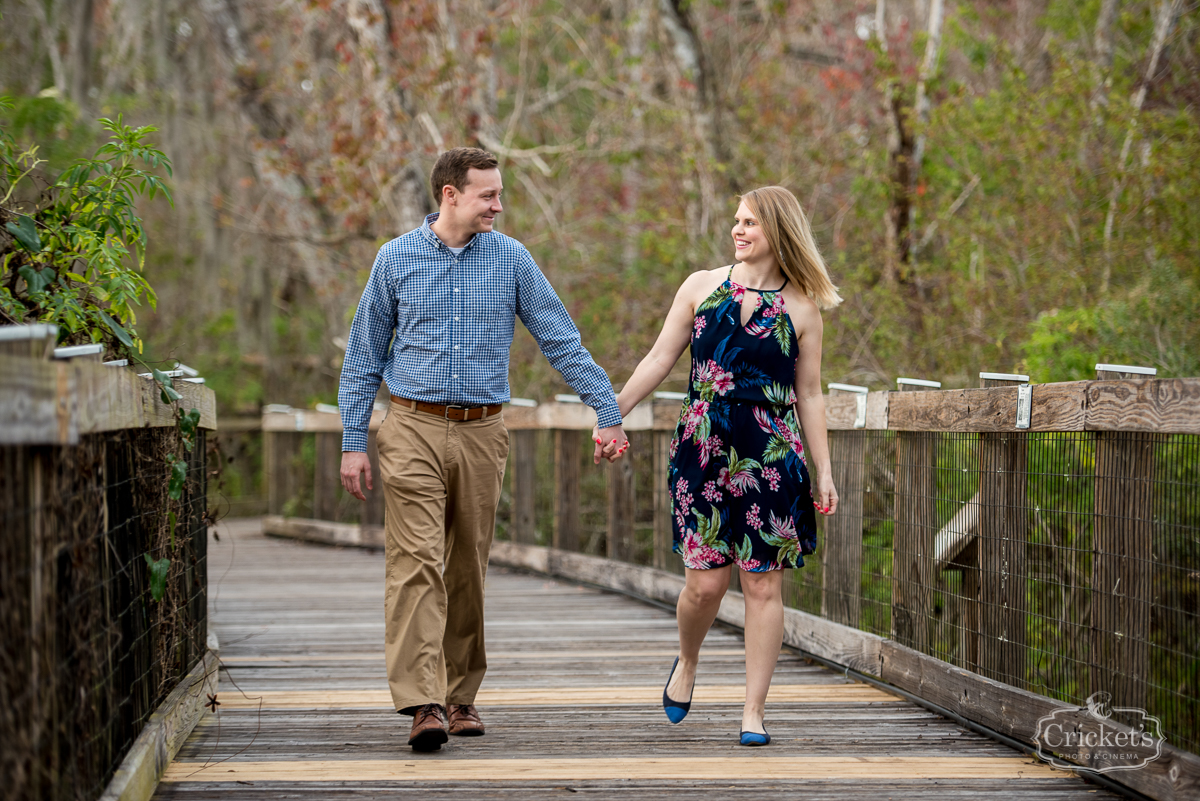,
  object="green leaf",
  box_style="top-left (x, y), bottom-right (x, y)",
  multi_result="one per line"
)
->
top-left (98, 308), bottom-right (134, 348)
top-left (5, 215), bottom-right (42, 251)
top-left (167, 454), bottom-right (187, 500)
top-left (18, 265), bottom-right (55, 294)
top-left (144, 553), bottom-right (171, 602)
